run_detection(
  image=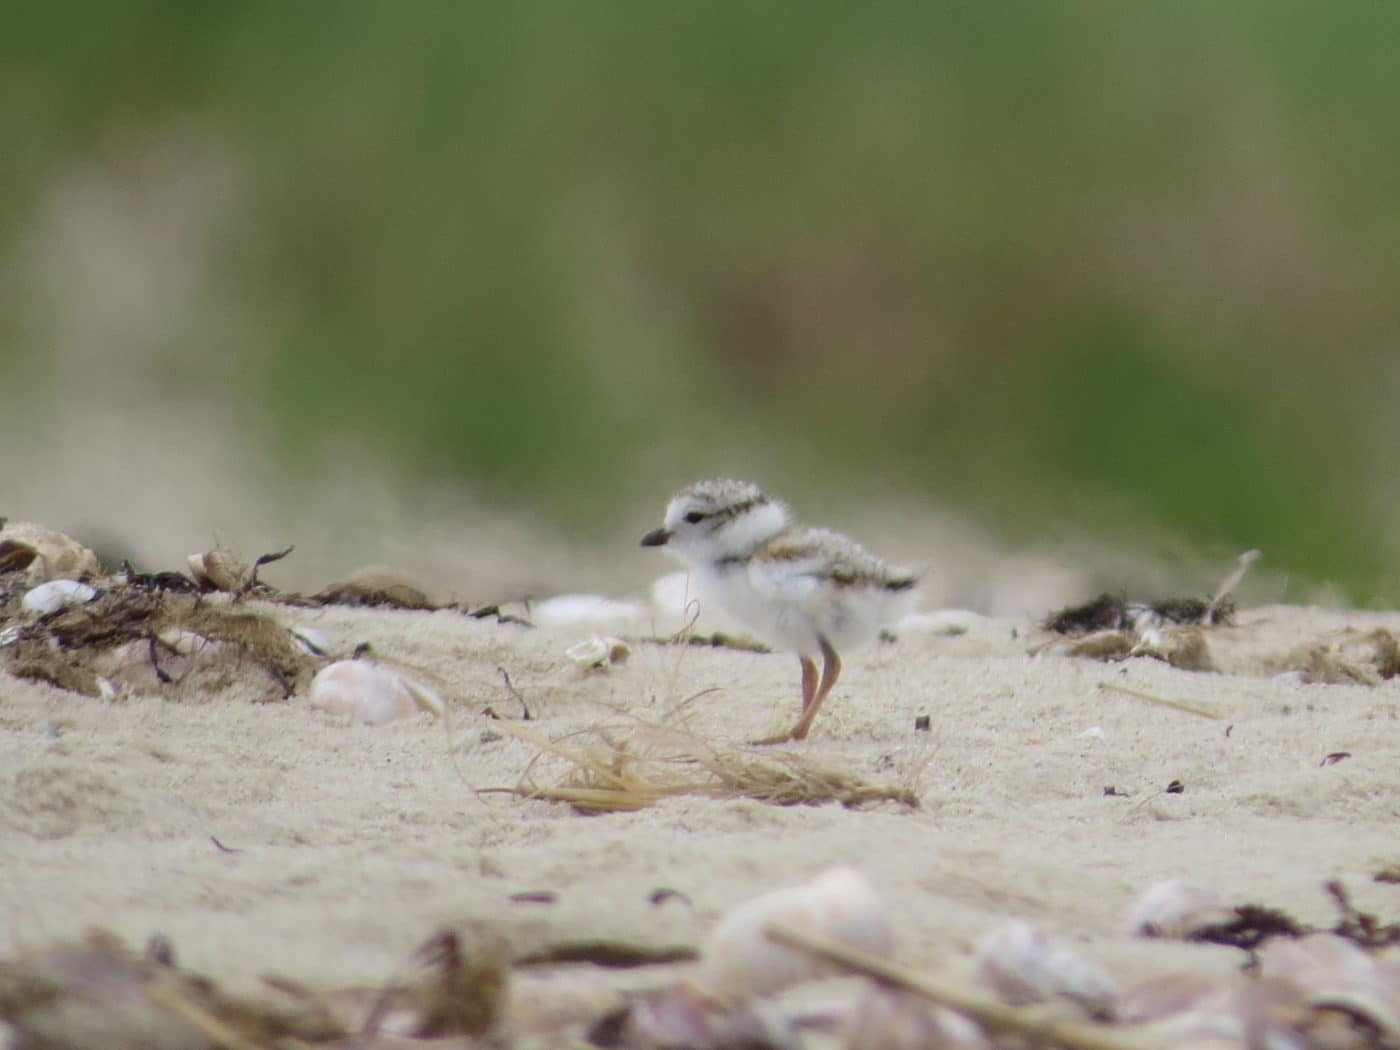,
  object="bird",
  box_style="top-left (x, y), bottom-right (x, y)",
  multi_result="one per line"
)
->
top-left (641, 478), bottom-right (917, 743)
